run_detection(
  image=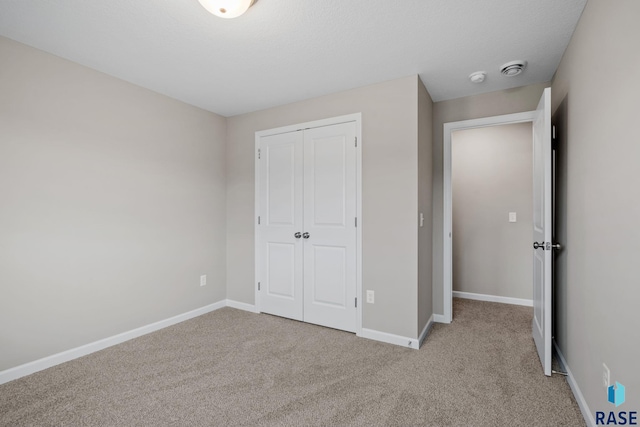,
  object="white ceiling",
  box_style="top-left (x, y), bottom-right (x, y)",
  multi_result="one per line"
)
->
top-left (0, 0), bottom-right (587, 117)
